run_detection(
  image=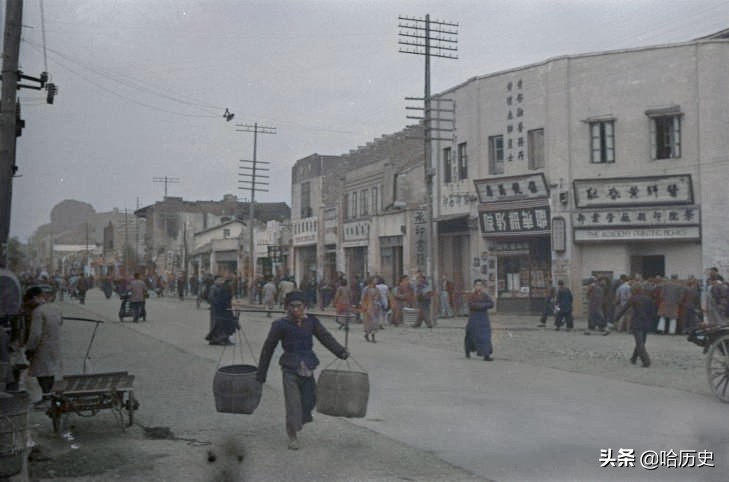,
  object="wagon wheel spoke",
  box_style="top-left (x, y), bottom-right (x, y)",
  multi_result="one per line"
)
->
top-left (706, 334), bottom-right (729, 402)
